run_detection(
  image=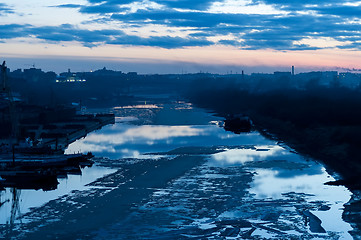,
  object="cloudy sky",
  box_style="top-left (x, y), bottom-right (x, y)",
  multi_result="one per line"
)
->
top-left (0, 0), bottom-right (360, 73)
